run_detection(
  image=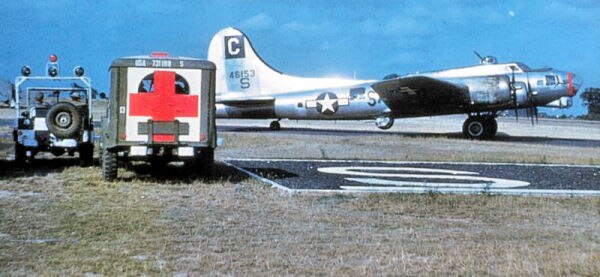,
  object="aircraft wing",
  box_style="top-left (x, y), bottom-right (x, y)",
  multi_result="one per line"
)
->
top-left (371, 76), bottom-right (471, 117)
